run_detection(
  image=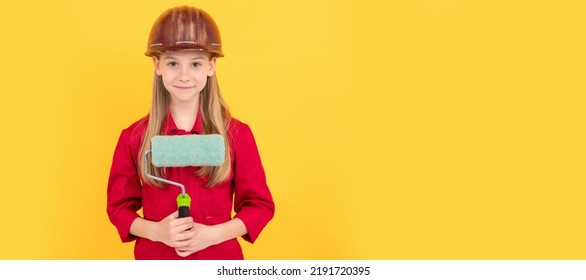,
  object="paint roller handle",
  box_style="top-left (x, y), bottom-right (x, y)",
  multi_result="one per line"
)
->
top-left (177, 194), bottom-right (192, 253)
top-left (177, 193), bottom-right (192, 218)
top-left (178, 206), bottom-right (190, 218)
